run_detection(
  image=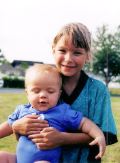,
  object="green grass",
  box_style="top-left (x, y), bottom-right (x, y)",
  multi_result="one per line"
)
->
top-left (0, 93), bottom-right (27, 152)
top-left (109, 88), bottom-right (120, 96)
top-left (102, 96), bottom-right (120, 163)
top-left (0, 93), bottom-right (120, 162)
